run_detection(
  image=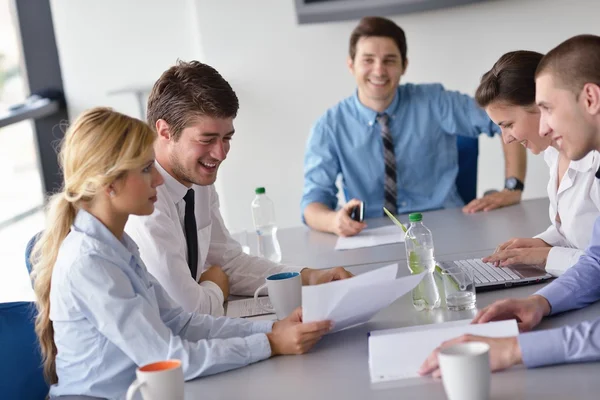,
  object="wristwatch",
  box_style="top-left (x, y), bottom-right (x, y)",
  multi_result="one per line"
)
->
top-left (505, 177), bottom-right (524, 191)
